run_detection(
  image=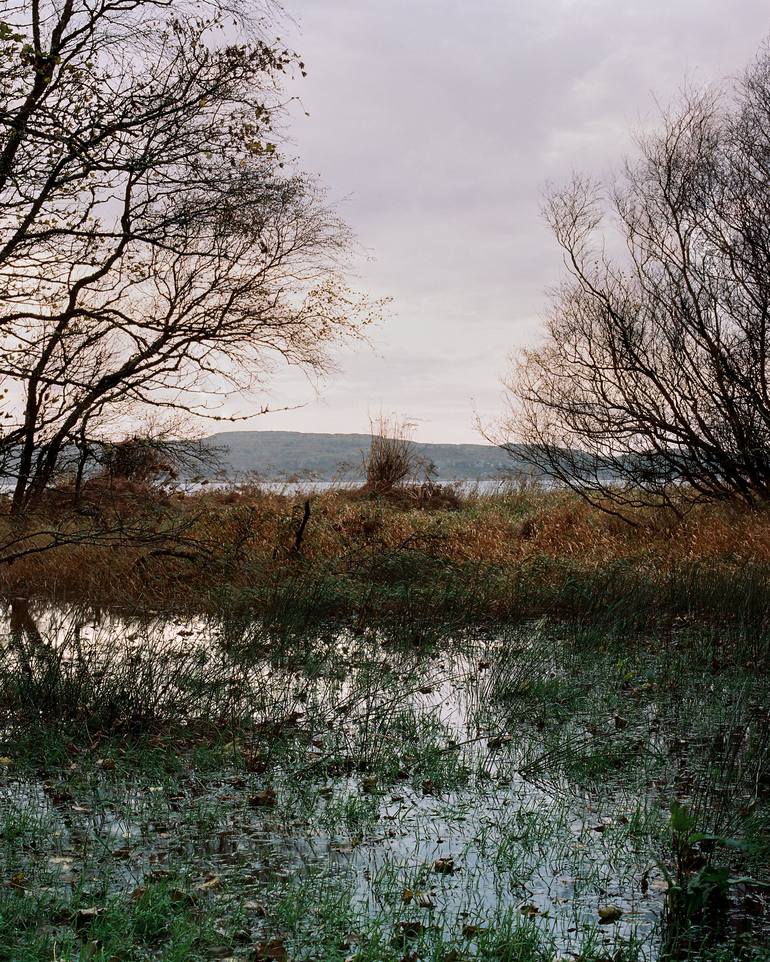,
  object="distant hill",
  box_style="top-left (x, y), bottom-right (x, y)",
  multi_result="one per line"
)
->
top-left (200, 431), bottom-right (529, 481)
